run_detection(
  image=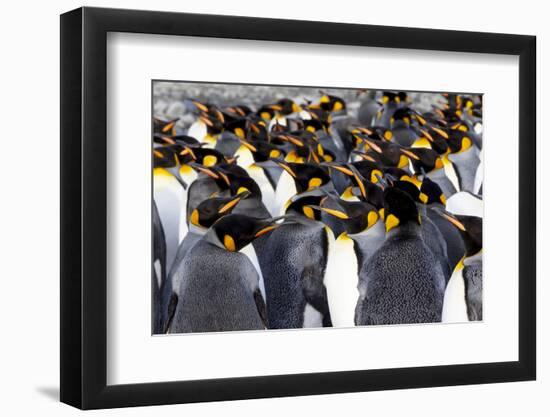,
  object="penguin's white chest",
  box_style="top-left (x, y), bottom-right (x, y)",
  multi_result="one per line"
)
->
top-left (154, 170), bottom-right (185, 271)
top-left (442, 157), bottom-right (461, 192)
top-left (324, 232), bottom-right (359, 327)
top-left (177, 166), bottom-right (198, 243)
top-left (248, 166), bottom-right (277, 216)
top-left (274, 170), bottom-right (297, 216)
top-left (442, 266), bottom-right (468, 323)
top-left (446, 192), bottom-right (483, 218)
top-left (187, 120), bottom-right (207, 142)
top-left (241, 243), bottom-right (266, 302)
